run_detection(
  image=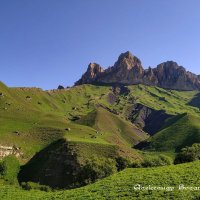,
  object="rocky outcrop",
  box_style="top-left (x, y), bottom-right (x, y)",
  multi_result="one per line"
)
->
top-left (0, 145), bottom-right (22, 159)
top-left (75, 63), bottom-right (104, 85)
top-left (153, 61), bottom-right (200, 90)
top-left (75, 51), bottom-right (200, 91)
top-left (98, 51), bottom-right (144, 85)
